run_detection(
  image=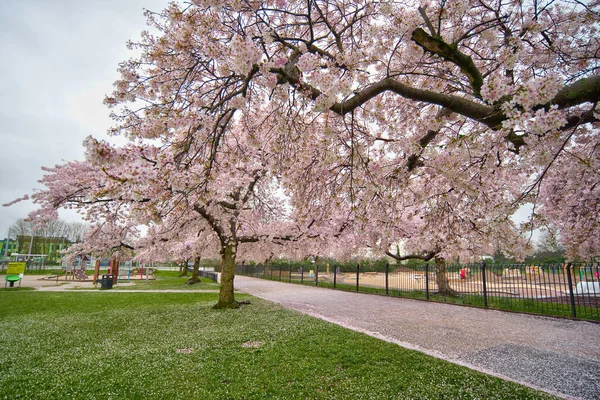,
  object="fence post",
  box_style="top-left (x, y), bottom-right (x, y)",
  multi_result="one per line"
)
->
top-left (301, 266), bottom-right (304, 284)
top-left (566, 263), bottom-right (577, 318)
top-left (481, 262), bottom-right (488, 308)
top-left (333, 265), bottom-right (337, 288)
top-left (315, 263), bottom-right (319, 287)
top-left (385, 262), bottom-right (389, 296)
top-left (356, 263), bottom-right (360, 292)
top-left (425, 263), bottom-right (430, 300)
